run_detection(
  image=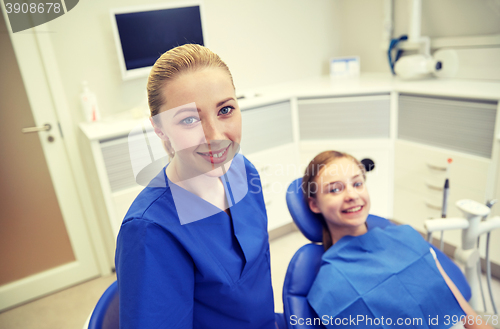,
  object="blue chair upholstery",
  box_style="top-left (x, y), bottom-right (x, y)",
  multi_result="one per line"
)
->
top-left (88, 284), bottom-right (286, 328)
top-left (89, 280), bottom-right (119, 329)
top-left (283, 178), bottom-right (471, 329)
top-left (275, 312), bottom-right (286, 329)
top-left (88, 281), bottom-right (286, 329)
